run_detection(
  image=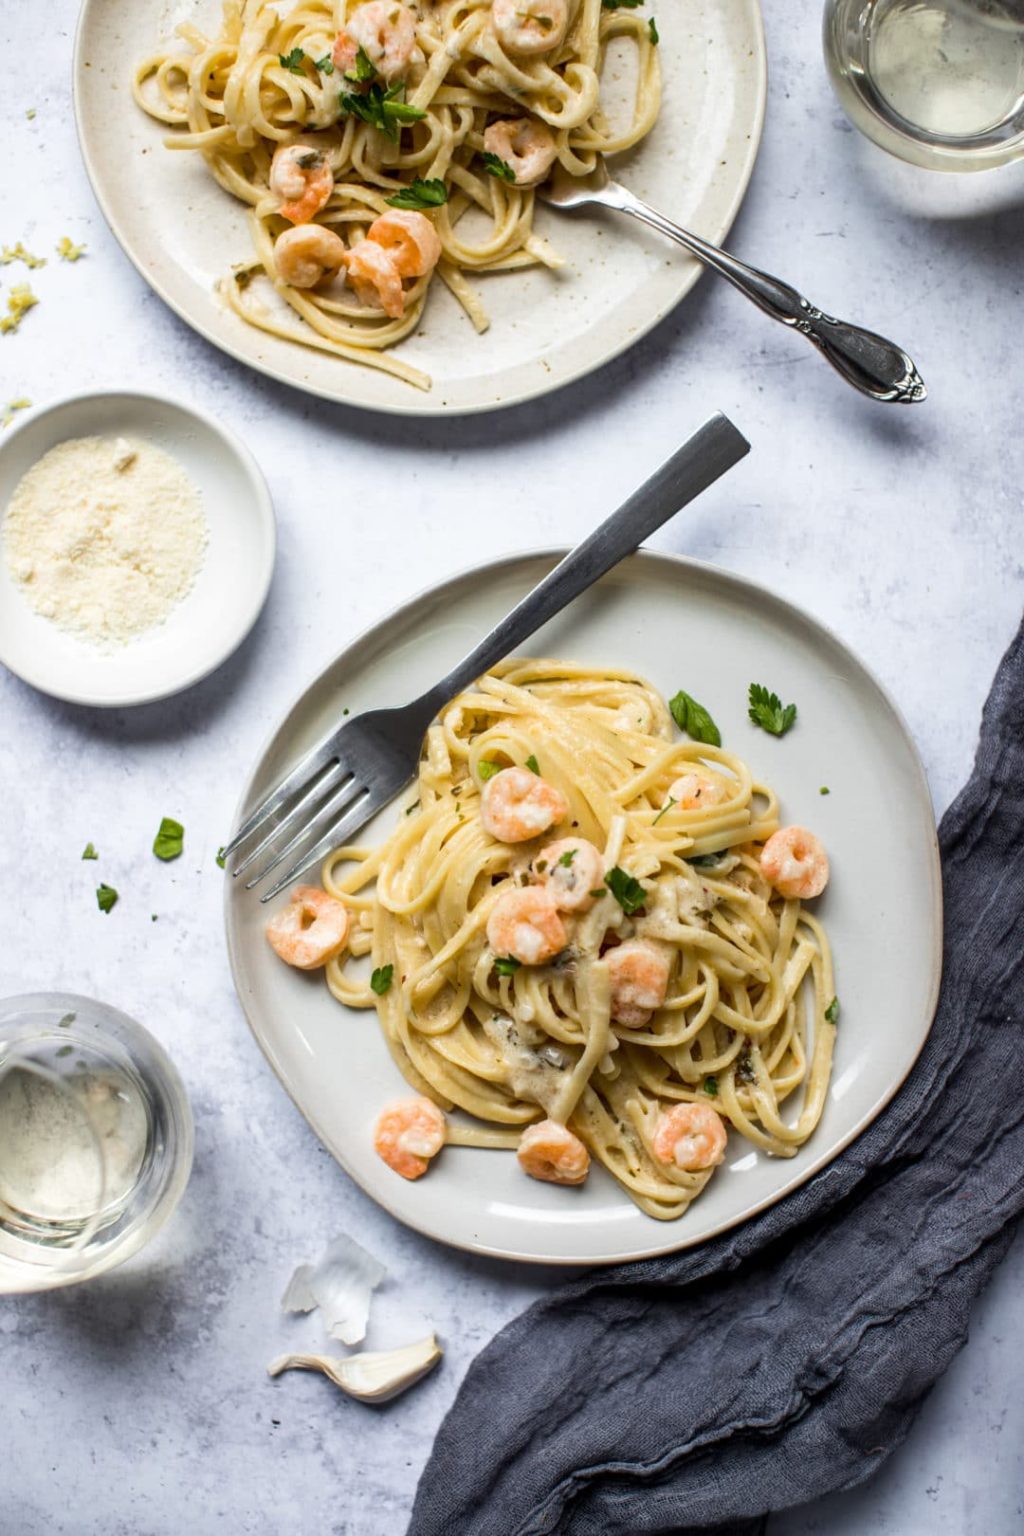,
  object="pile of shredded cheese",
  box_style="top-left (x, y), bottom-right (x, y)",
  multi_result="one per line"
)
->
top-left (3, 435), bottom-right (208, 647)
